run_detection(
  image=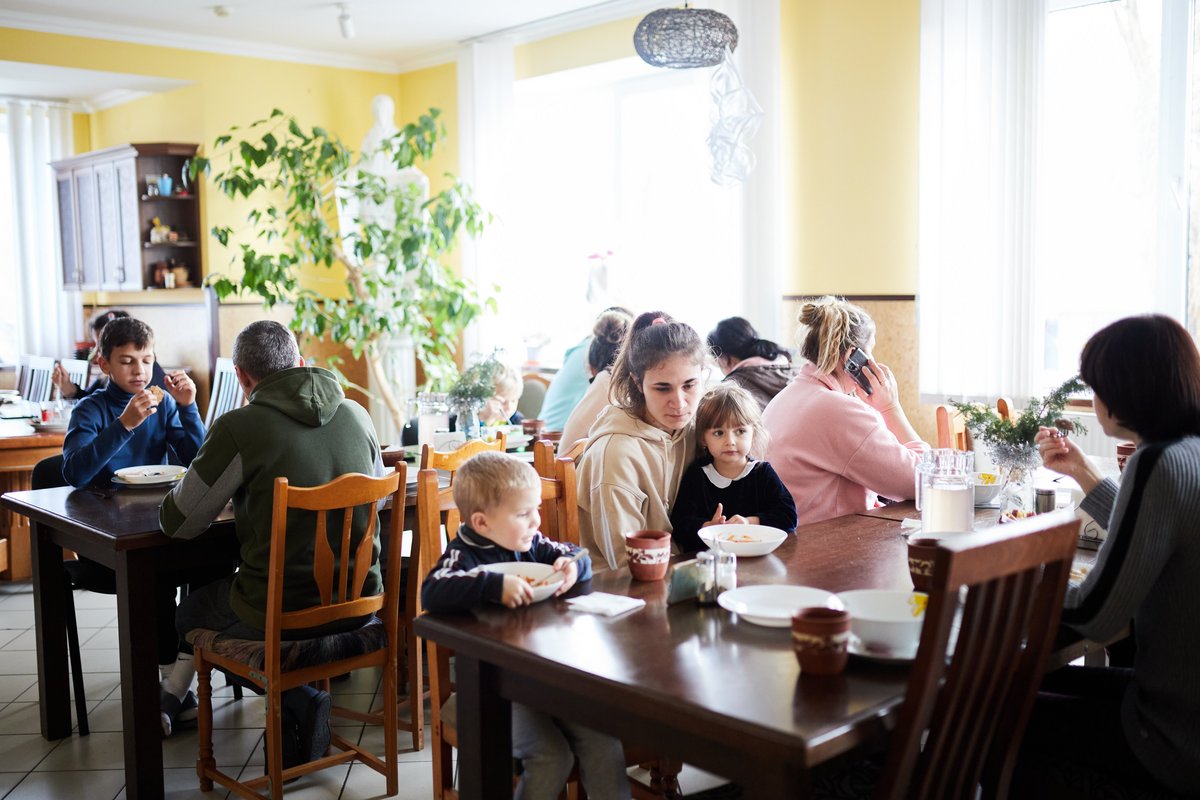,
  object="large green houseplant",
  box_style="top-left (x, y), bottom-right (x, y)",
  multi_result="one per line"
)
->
top-left (191, 107), bottom-right (489, 431)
